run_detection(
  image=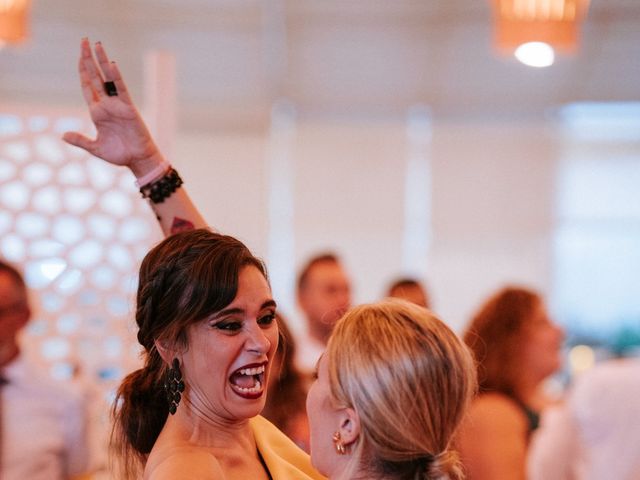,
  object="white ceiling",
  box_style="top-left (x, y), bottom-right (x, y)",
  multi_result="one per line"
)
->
top-left (2, 0), bottom-right (639, 131)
